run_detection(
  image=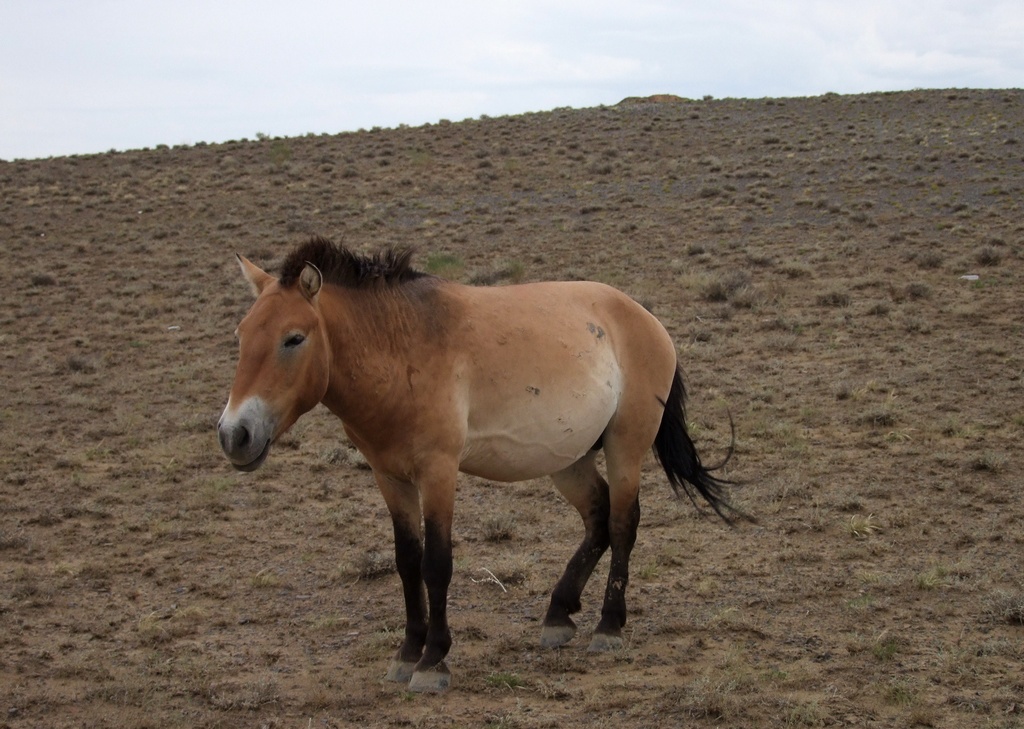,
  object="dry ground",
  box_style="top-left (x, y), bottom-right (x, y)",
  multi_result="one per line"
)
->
top-left (1, 89), bottom-right (1022, 728)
